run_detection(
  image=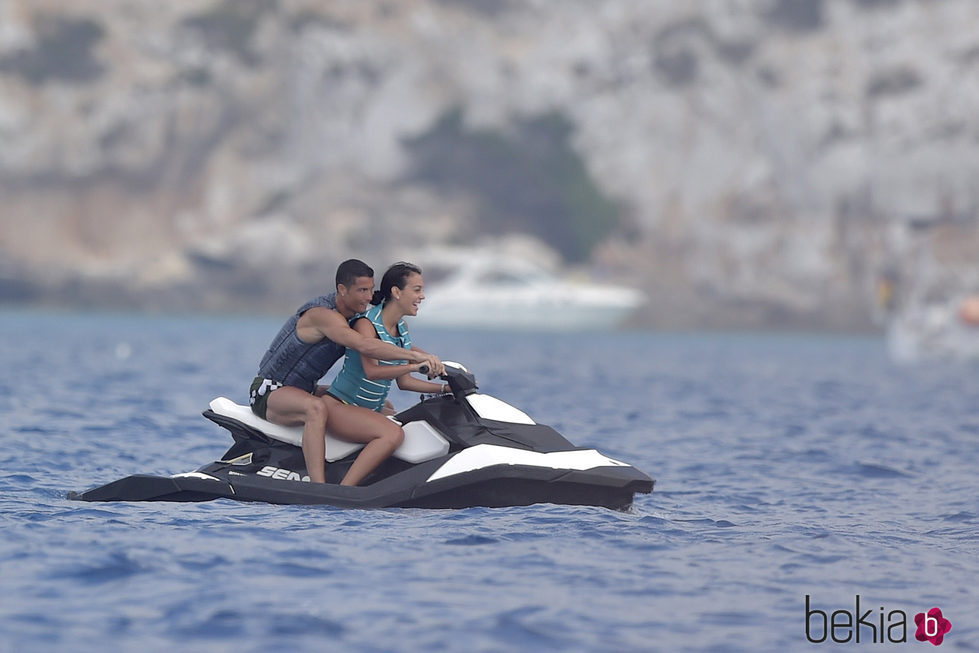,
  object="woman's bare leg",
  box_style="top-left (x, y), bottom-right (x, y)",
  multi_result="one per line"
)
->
top-left (318, 398), bottom-right (404, 486)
